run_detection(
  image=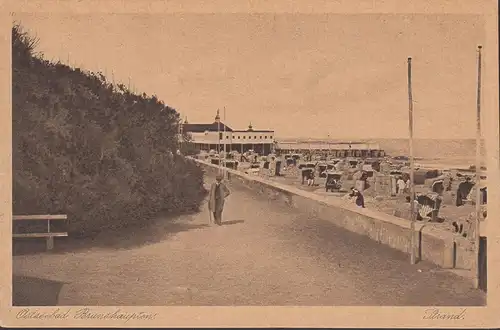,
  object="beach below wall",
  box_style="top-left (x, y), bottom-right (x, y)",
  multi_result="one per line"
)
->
top-left (259, 166), bottom-right (476, 234)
